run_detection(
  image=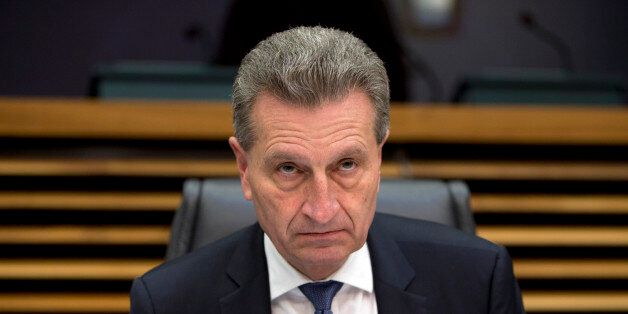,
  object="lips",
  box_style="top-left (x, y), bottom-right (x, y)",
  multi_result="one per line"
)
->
top-left (298, 230), bottom-right (344, 243)
top-left (300, 229), bottom-right (342, 236)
